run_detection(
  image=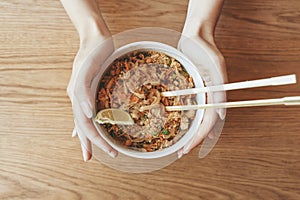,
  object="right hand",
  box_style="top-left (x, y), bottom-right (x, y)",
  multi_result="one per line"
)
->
top-left (177, 34), bottom-right (227, 158)
top-left (176, 0), bottom-right (227, 159)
